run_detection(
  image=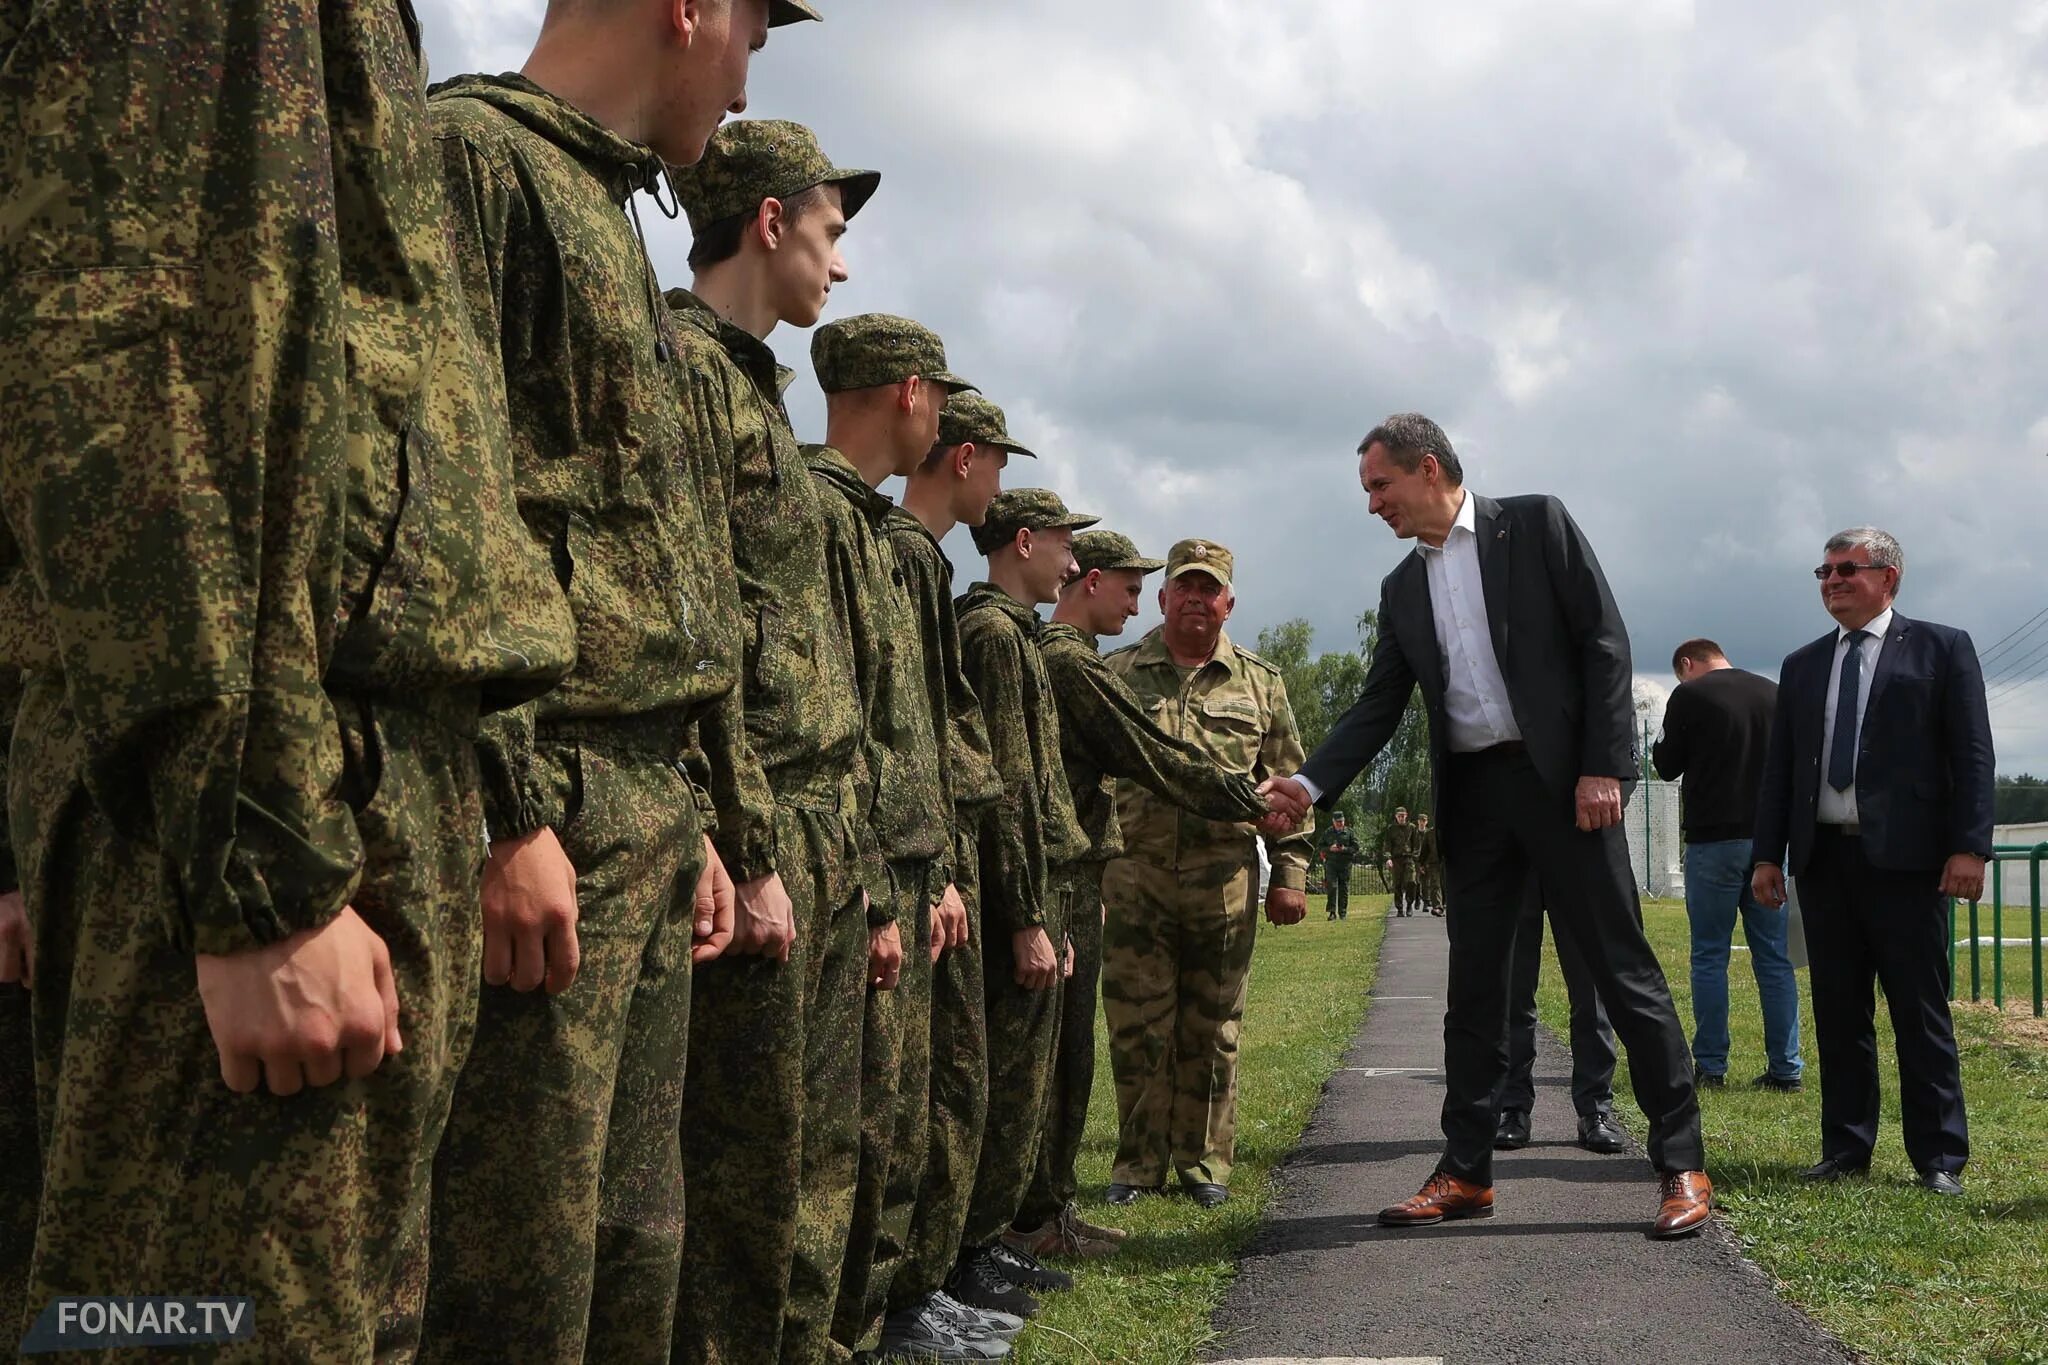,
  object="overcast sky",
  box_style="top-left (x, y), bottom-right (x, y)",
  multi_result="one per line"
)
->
top-left (420, 0), bottom-right (2048, 771)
